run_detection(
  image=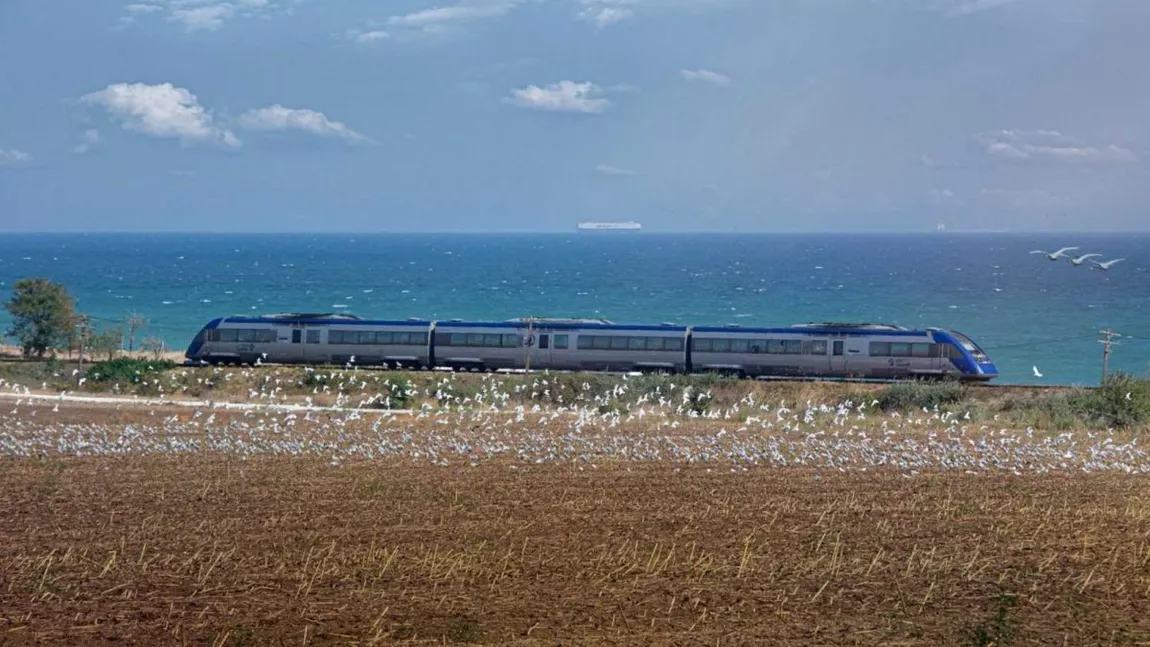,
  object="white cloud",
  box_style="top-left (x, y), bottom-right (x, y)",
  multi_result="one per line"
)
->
top-left (577, 0), bottom-right (636, 28)
top-left (82, 82), bottom-right (241, 149)
top-left (72, 129), bottom-right (101, 155)
top-left (347, 29), bottom-right (389, 43)
top-left (387, 0), bottom-right (521, 34)
top-left (595, 164), bottom-right (636, 176)
top-left (120, 0), bottom-right (280, 32)
top-left (0, 149), bottom-right (33, 166)
top-left (681, 69), bottom-right (732, 87)
top-left (944, 0), bottom-right (1023, 17)
top-left (124, 3), bottom-right (163, 13)
top-left (978, 130), bottom-right (1137, 164)
top-left (237, 105), bottom-right (370, 143)
top-left (506, 81), bottom-right (611, 113)
top-left (169, 3), bottom-right (236, 31)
